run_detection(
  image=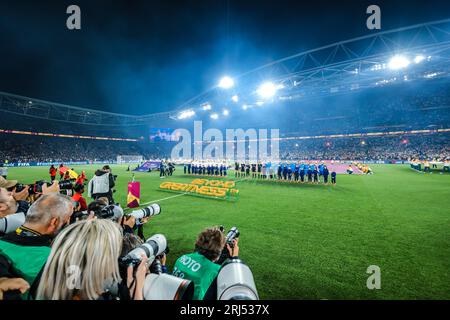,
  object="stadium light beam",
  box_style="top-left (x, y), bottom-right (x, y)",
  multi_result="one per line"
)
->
top-left (218, 76), bottom-right (234, 89)
top-left (257, 82), bottom-right (277, 98)
top-left (388, 55), bottom-right (410, 70)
